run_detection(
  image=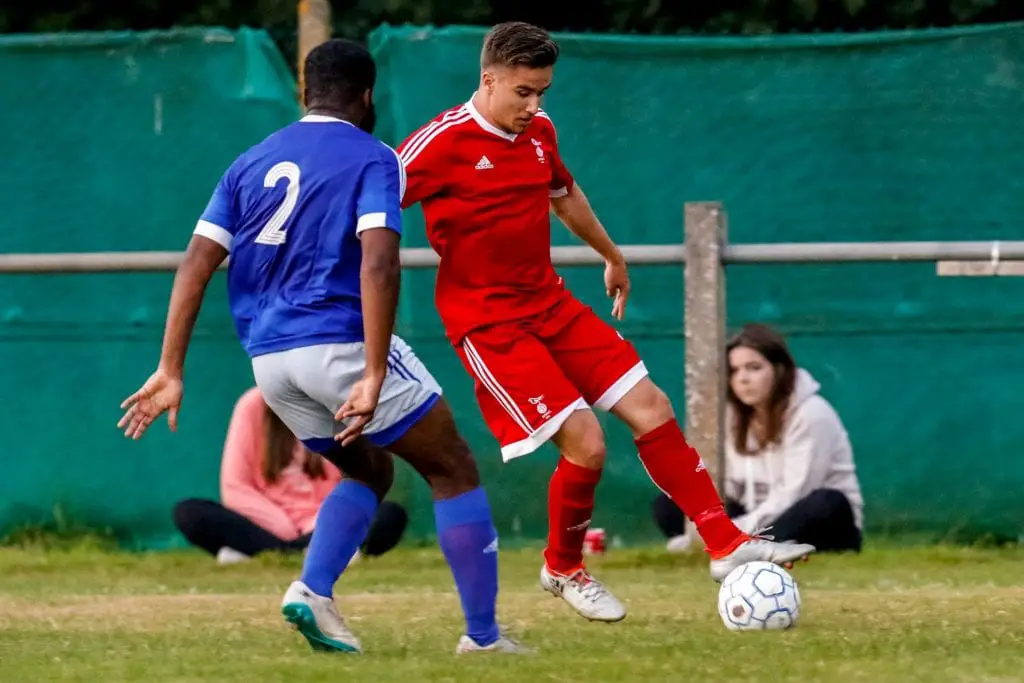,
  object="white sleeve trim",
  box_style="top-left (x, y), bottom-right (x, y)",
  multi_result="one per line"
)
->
top-left (356, 212), bottom-right (390, 234)
top-left (384, 143), bottom-right (407, 201)
top-left (549, 186), bottom-right (569, 198)
top-left (194, 220), bottom-right (233, 251)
